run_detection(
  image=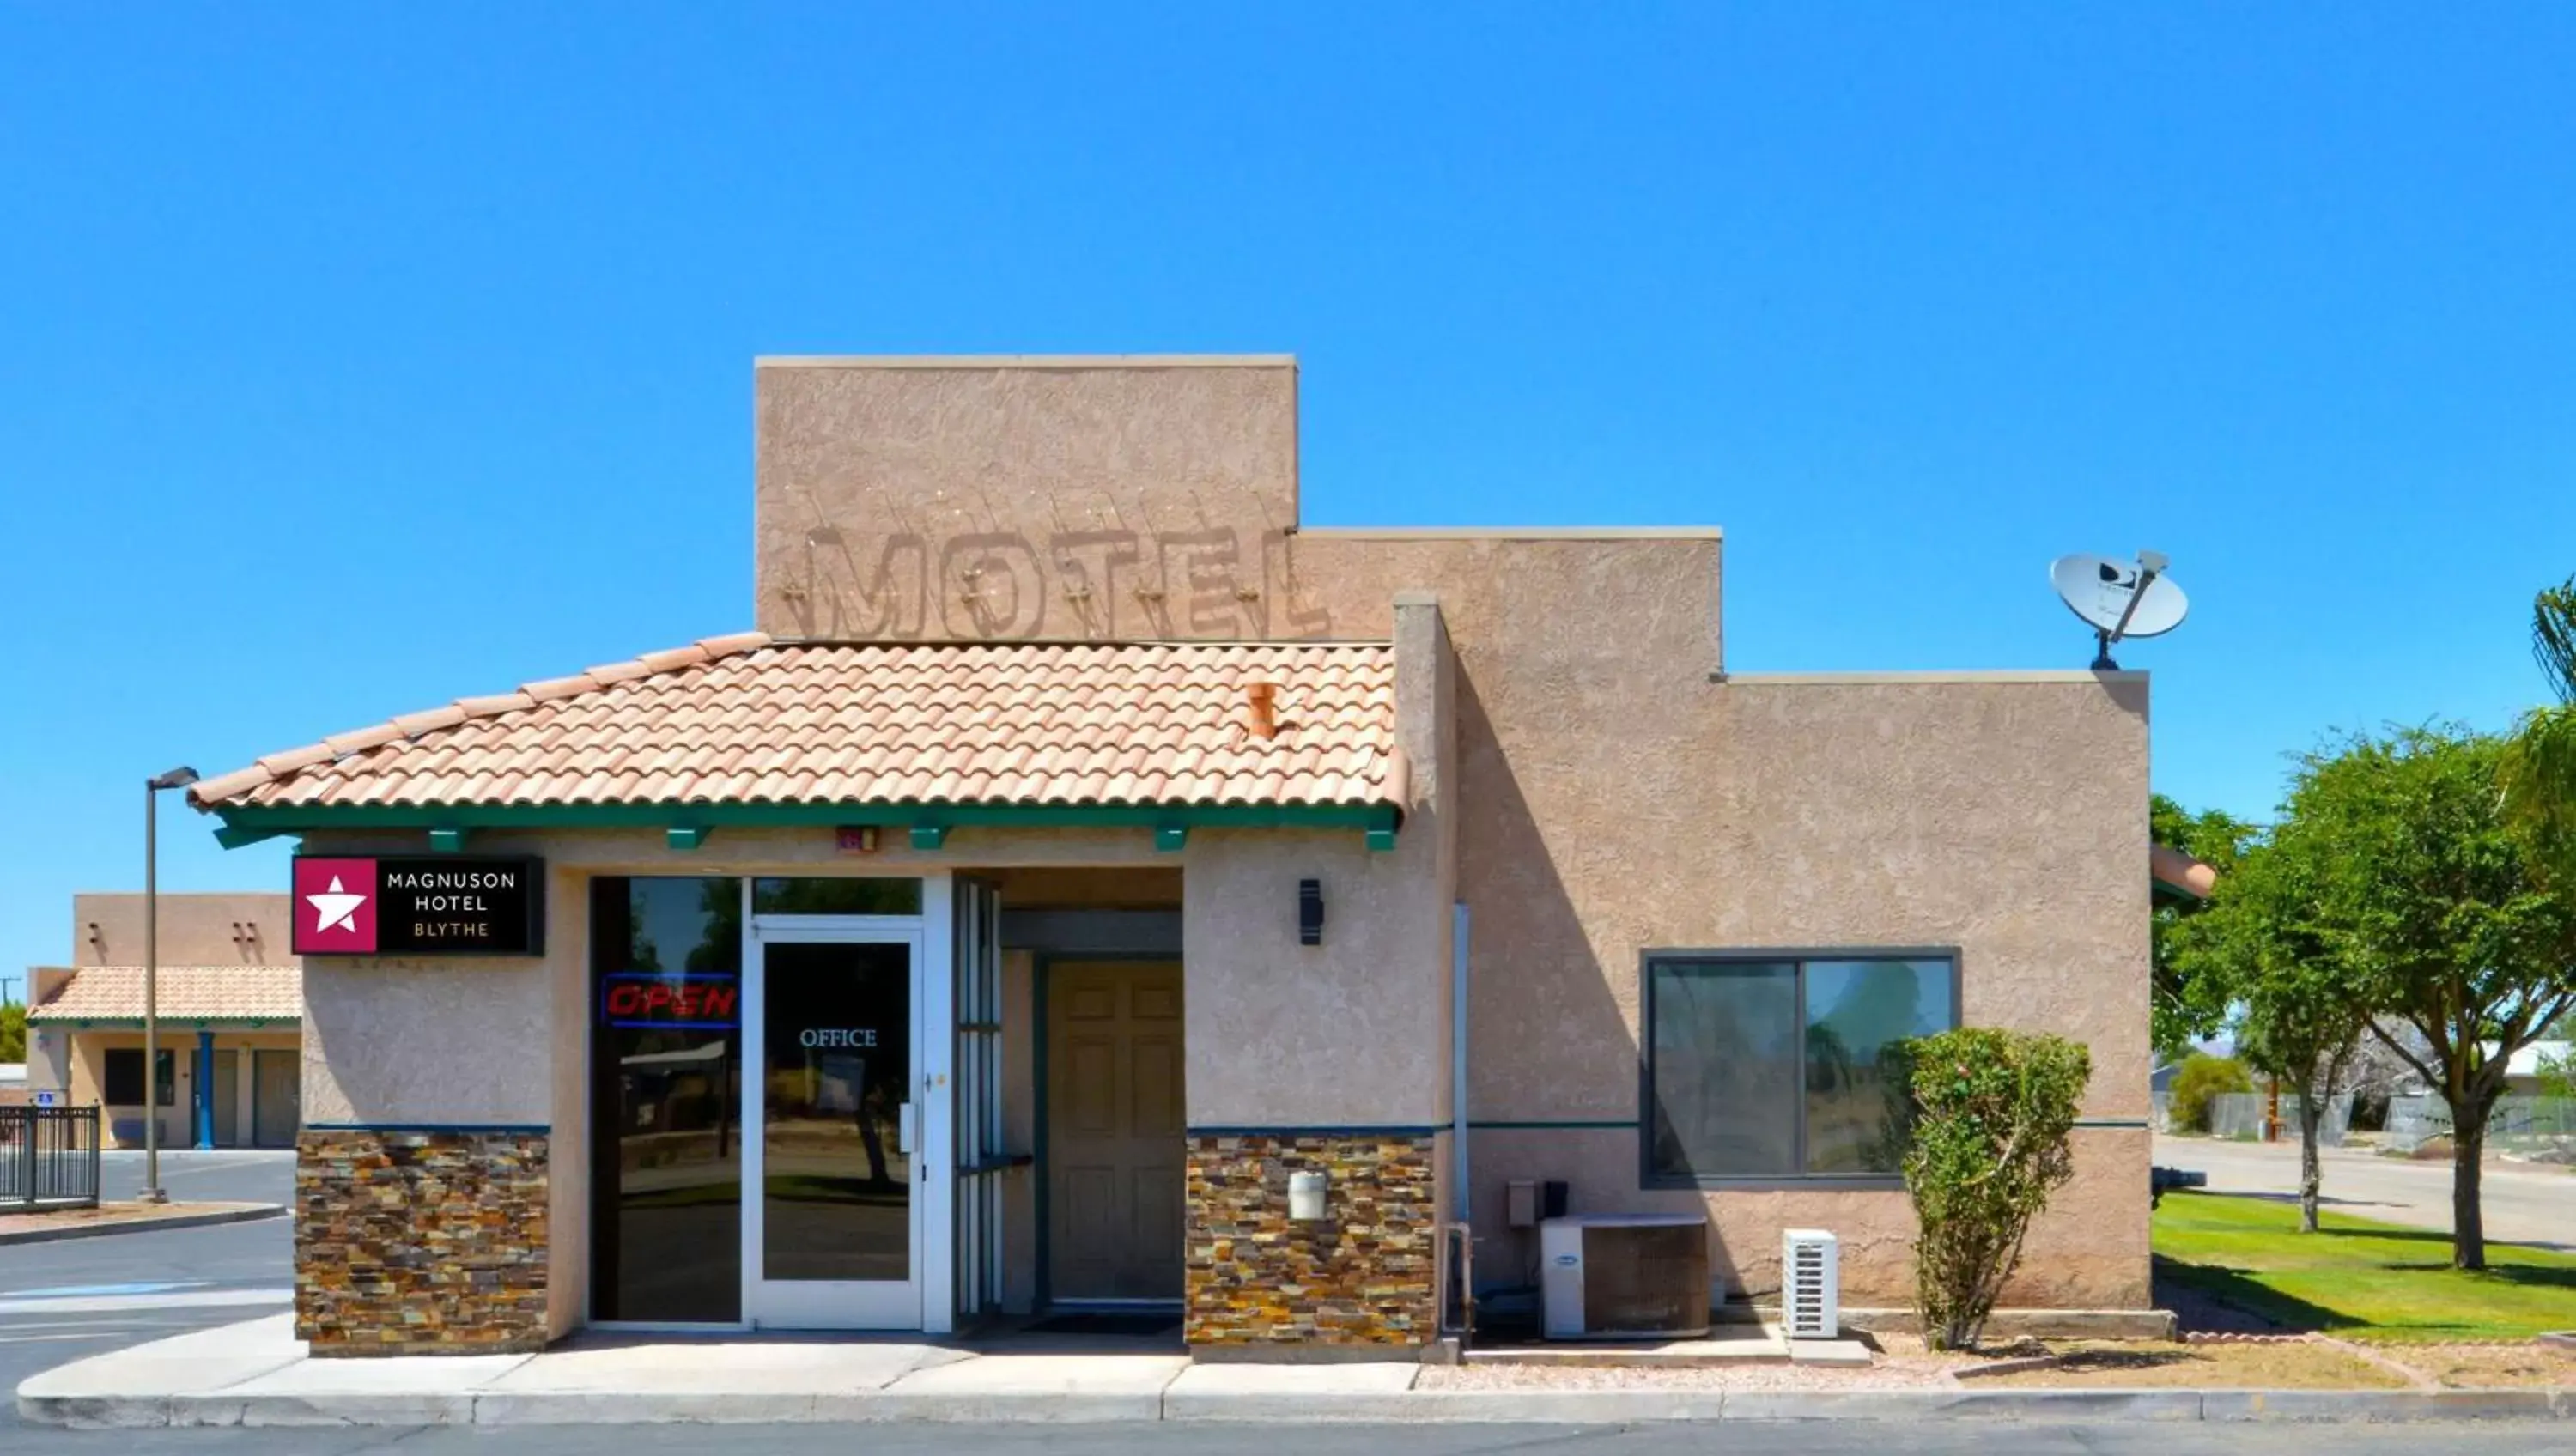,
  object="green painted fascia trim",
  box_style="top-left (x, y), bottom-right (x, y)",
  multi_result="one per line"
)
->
top-left (213, 800), bottom-right (1400, 840)
top-left (37, 1016), bottom-right (300, 1029)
